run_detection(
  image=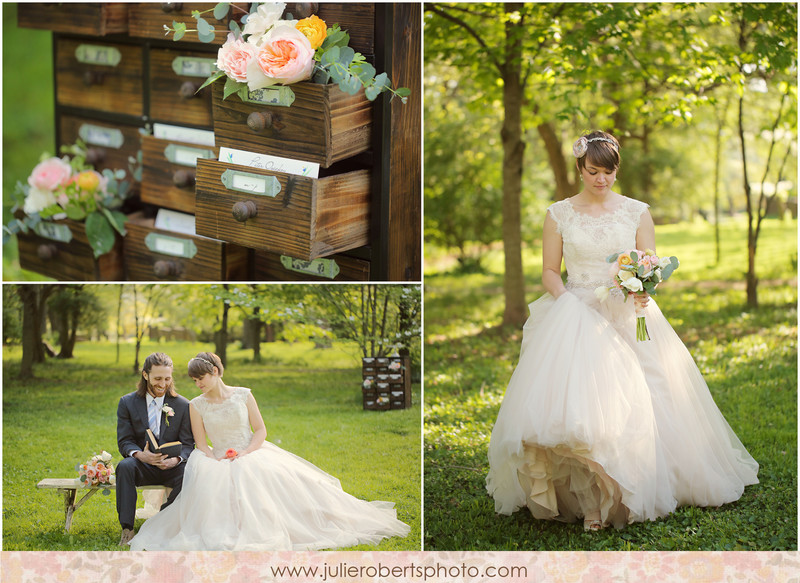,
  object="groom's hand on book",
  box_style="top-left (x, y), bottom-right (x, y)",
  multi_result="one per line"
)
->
top-left (134, 442), bottom-right (168, 466)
